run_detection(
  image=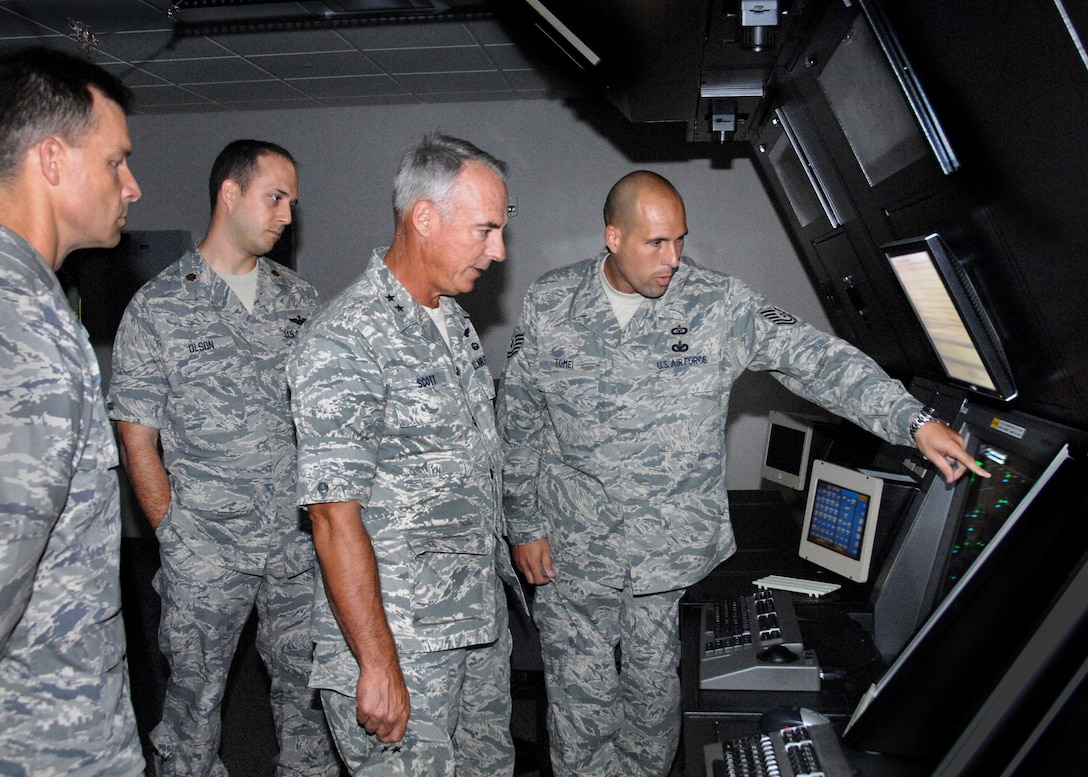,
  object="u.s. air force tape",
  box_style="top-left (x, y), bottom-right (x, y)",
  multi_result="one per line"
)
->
top-left (507, 331), bottom-right (525, 359)
top-left (757, 306), bottom-right (797, 325)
